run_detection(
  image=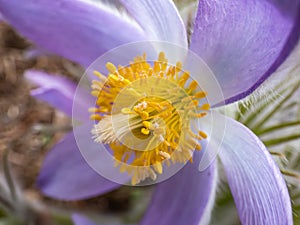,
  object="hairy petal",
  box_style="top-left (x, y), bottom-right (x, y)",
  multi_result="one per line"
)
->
top-left (217, 115), bottom-right (292, 225)
top-left (140, 151), bottom-right (217, 225)
top-left (190, 0), bottom-right (300, 104)
top-left (0, 0), bottom-right (146, 66)
top-left (120, 0), bottom-right (188, 48)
